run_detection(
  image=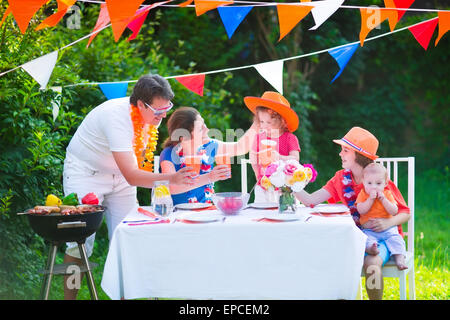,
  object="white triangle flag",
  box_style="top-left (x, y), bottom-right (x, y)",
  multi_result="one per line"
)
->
top-left (50, 86), bottom-right (62, 122)
top-left (309, 0), bottom-right (345, 30)
top-left (21, 51), bottom-right (58, 89)
top-left (254, 60), bottom-right (284, 94)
